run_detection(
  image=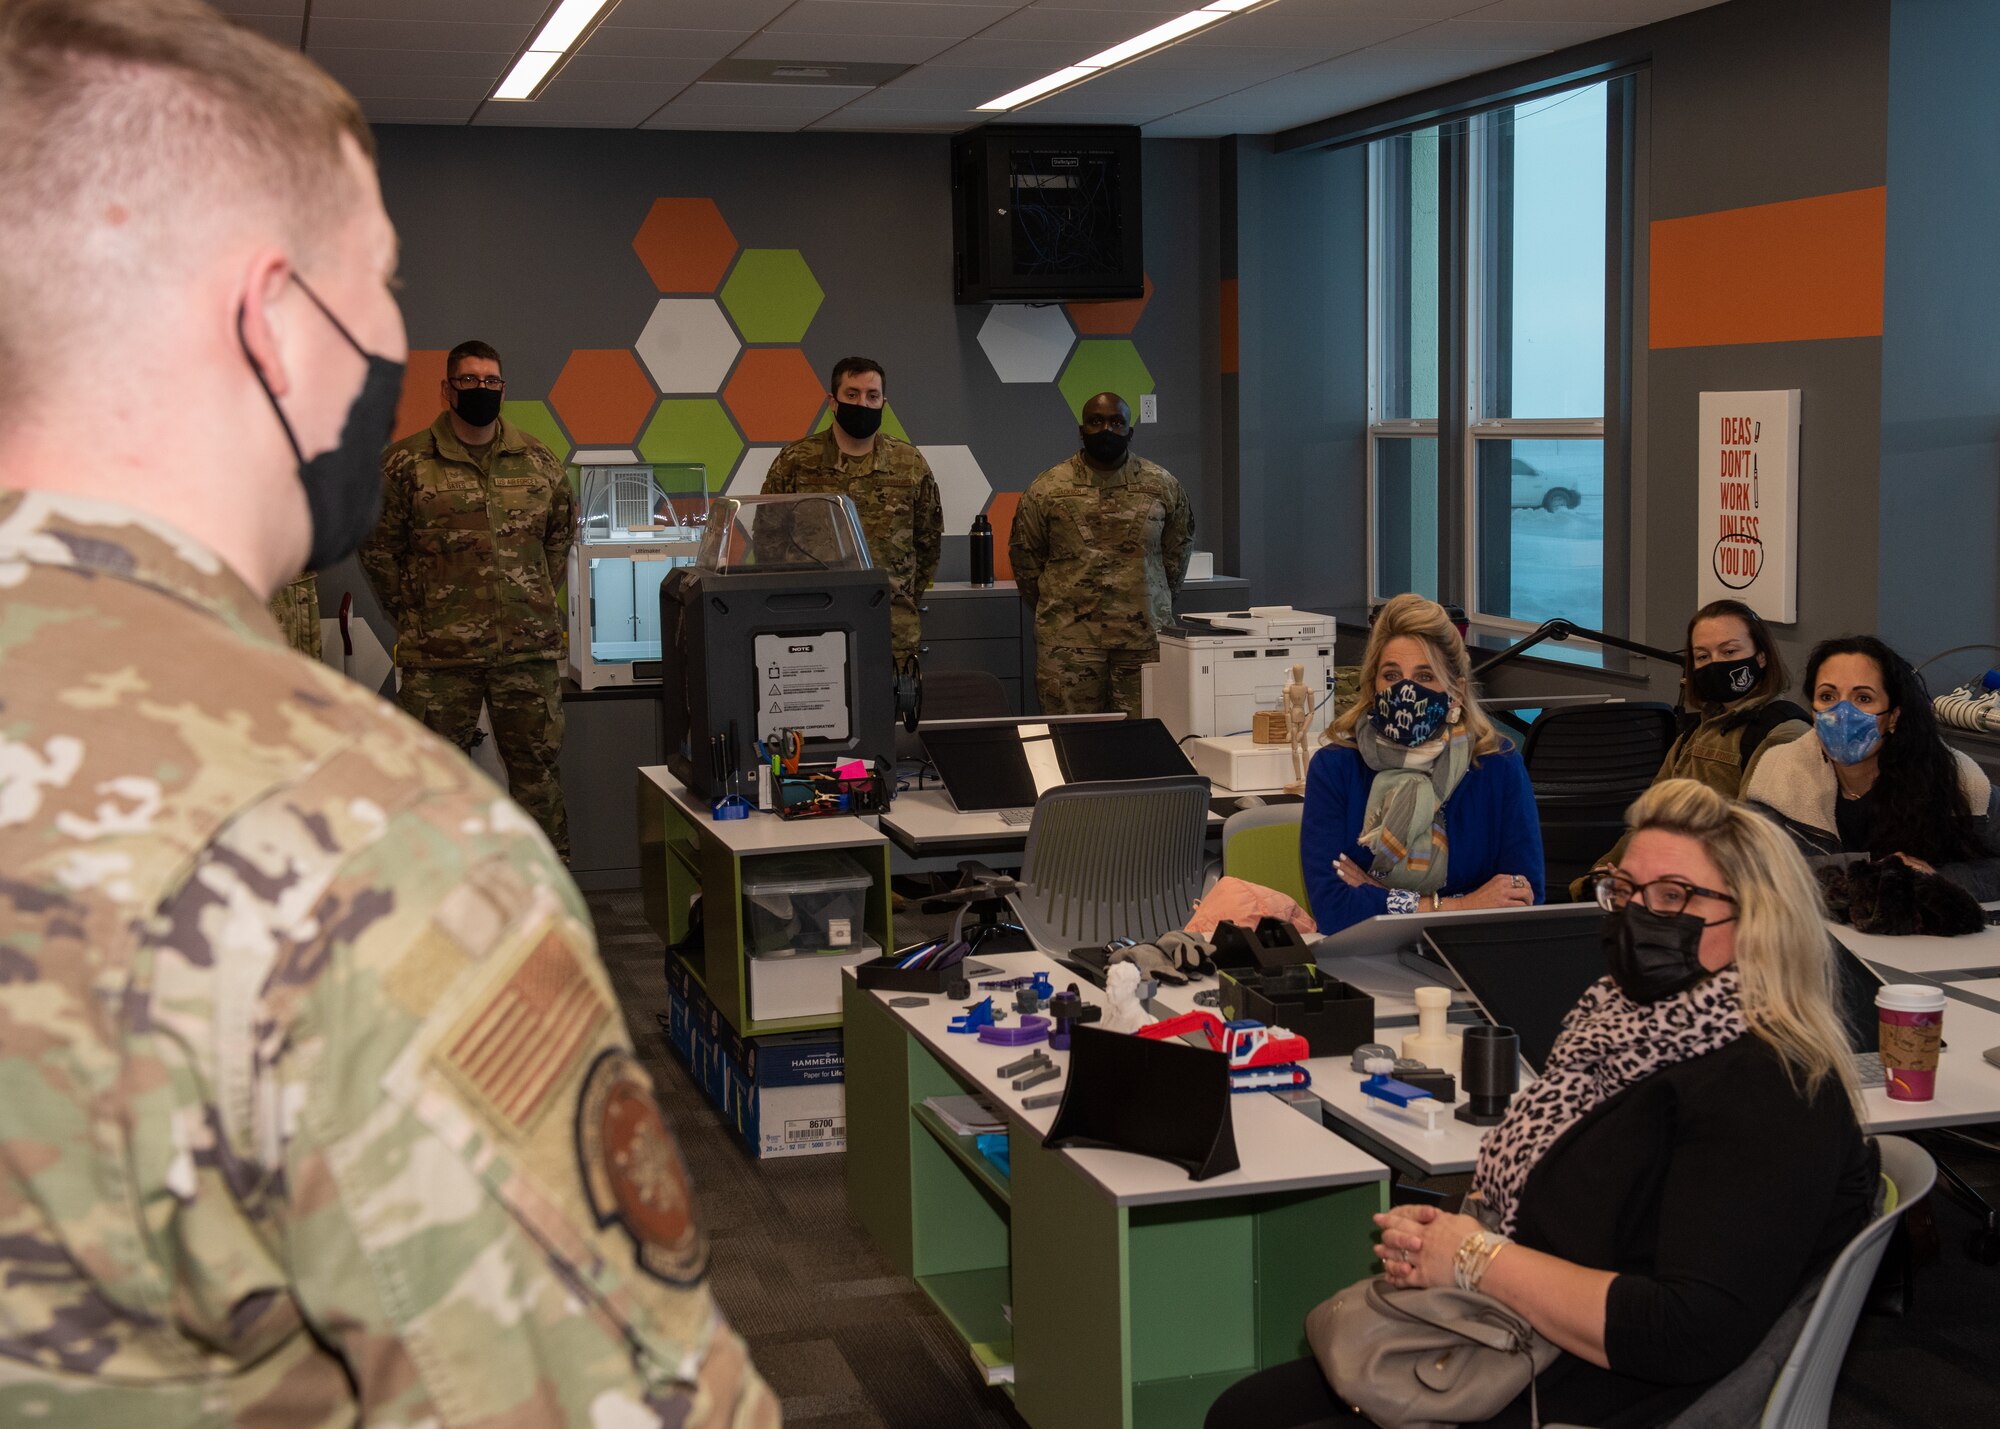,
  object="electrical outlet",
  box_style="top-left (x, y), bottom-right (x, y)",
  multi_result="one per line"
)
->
top-left (1139, 393), bottom-right (1158, 424)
